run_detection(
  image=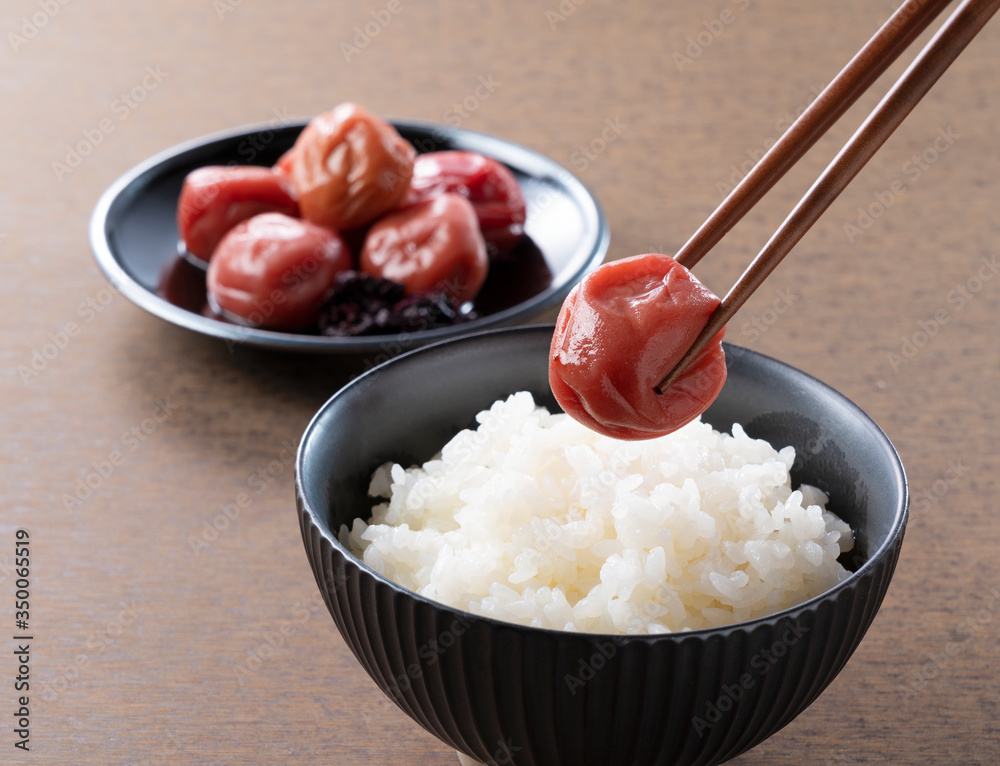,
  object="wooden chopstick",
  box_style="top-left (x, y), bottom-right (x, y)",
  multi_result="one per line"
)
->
top-left (673, 0), bottom-right (953, 270)
top-left (656, 0), bottom-right (1000, 395)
